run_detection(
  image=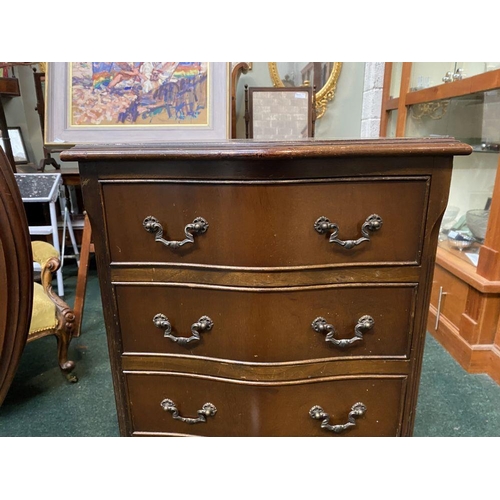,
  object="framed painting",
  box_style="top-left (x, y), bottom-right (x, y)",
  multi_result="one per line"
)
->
top-left (45, 62), bottom-right (230, 146)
